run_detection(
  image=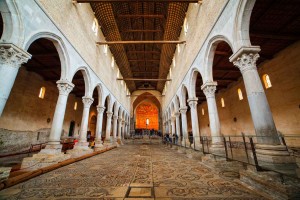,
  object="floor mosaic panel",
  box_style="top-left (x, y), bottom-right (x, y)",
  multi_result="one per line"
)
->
top-left (0, 143), bottom-right (266, 199)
